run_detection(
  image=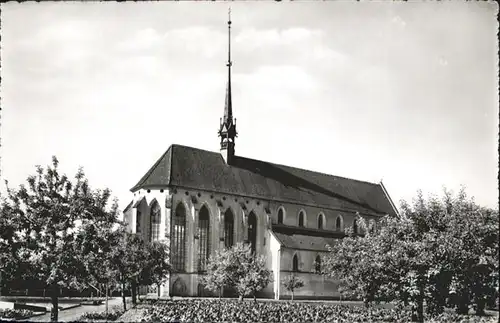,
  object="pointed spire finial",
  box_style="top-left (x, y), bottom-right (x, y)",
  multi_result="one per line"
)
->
top-left (223, 6), bottom-right (233, 125)
top-left (227, 7), bottom-right (232, 68)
